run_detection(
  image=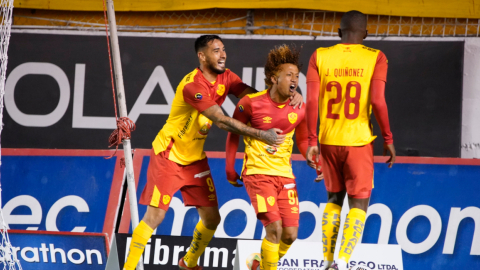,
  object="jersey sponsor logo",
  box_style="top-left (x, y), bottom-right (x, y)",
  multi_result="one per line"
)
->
top-left (163, 195), bottom-right (171, 205)
top-left (198, 122), bottom-right (212, 135)
top-left (178, 114), bottom-right (193, 139)
top-left (263, 116), bottom-right (272, 123)
top-left (267, 196), bottom-right (275, 206)
top-left (195, 93), bottom-right (203, 100)
top-left (288, 112), bottom-right (298, 124)
top-left (291, 206), bottom-right (299, 213)
top-left (217, 84), bottom-right (226, 96)
top-left (343, 47), bottom-right (352, 52)
top-left (239, 105), bottom-right (244, 112)
top-left (208, 194), bottom-right (216, 201)
top-left (264, 145), bottom-right (278, 155)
